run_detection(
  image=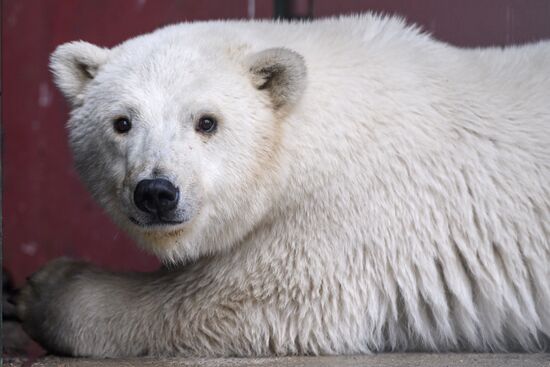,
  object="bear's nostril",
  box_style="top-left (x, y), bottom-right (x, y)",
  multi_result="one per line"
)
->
top-left (134, 179), bottom-right (179, 217)
top-left (159, 191), bottom-right (176, 202)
